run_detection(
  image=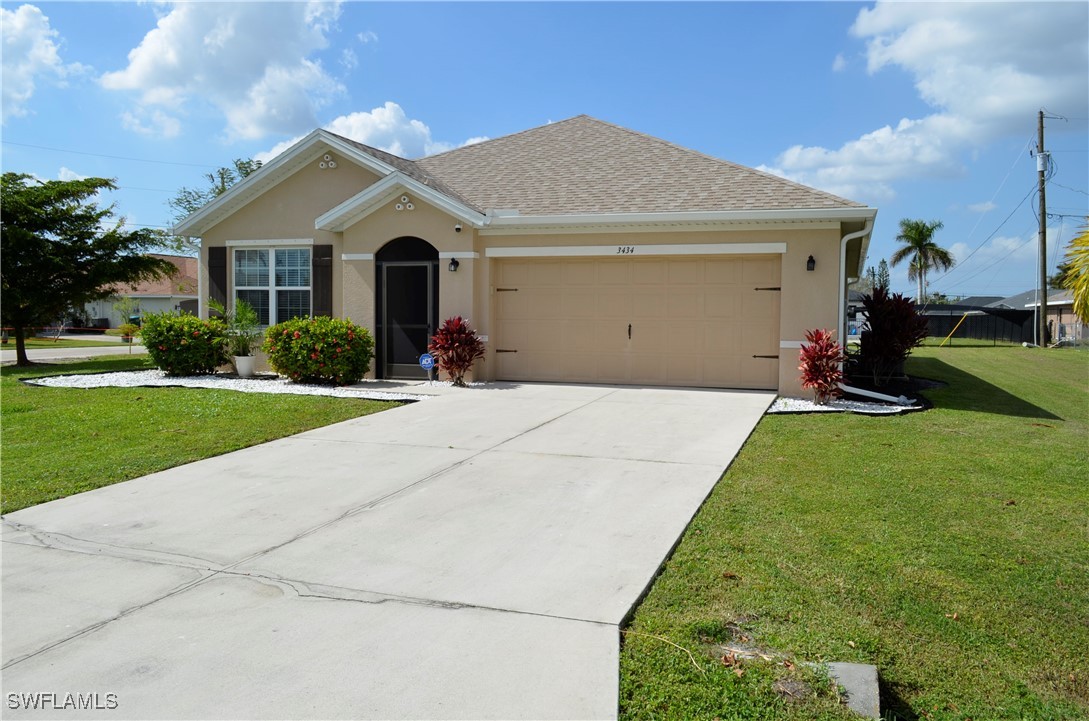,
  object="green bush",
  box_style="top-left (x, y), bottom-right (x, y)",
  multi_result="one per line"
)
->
top-left (142, 312), bottom-right (229, 376)
top-left (263, 316), bottom-right (374, 385)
